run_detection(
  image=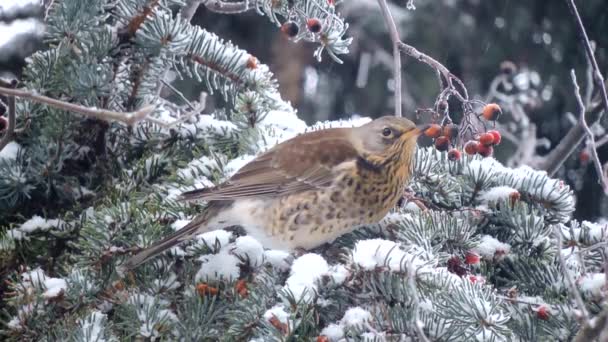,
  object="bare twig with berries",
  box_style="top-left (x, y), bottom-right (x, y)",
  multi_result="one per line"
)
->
top-left (553, 226), bottom-right (590, 324)
top-left (571, 70), bottom-right (608, 193)
top-left (375, 0), bottom-right (402, 117)
top-left (0, 86), bottom-right (155, 127)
